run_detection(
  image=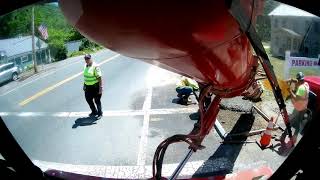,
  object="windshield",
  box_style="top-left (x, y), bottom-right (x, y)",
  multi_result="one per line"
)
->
top-left (0, 0), bottom-right (319, 179)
